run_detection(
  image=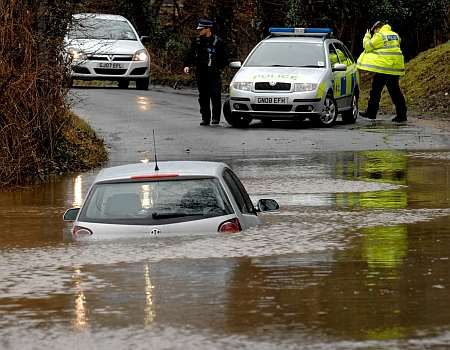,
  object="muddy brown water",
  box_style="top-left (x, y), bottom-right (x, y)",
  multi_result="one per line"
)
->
top-left (1, 150), bottom-right (450, 349)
